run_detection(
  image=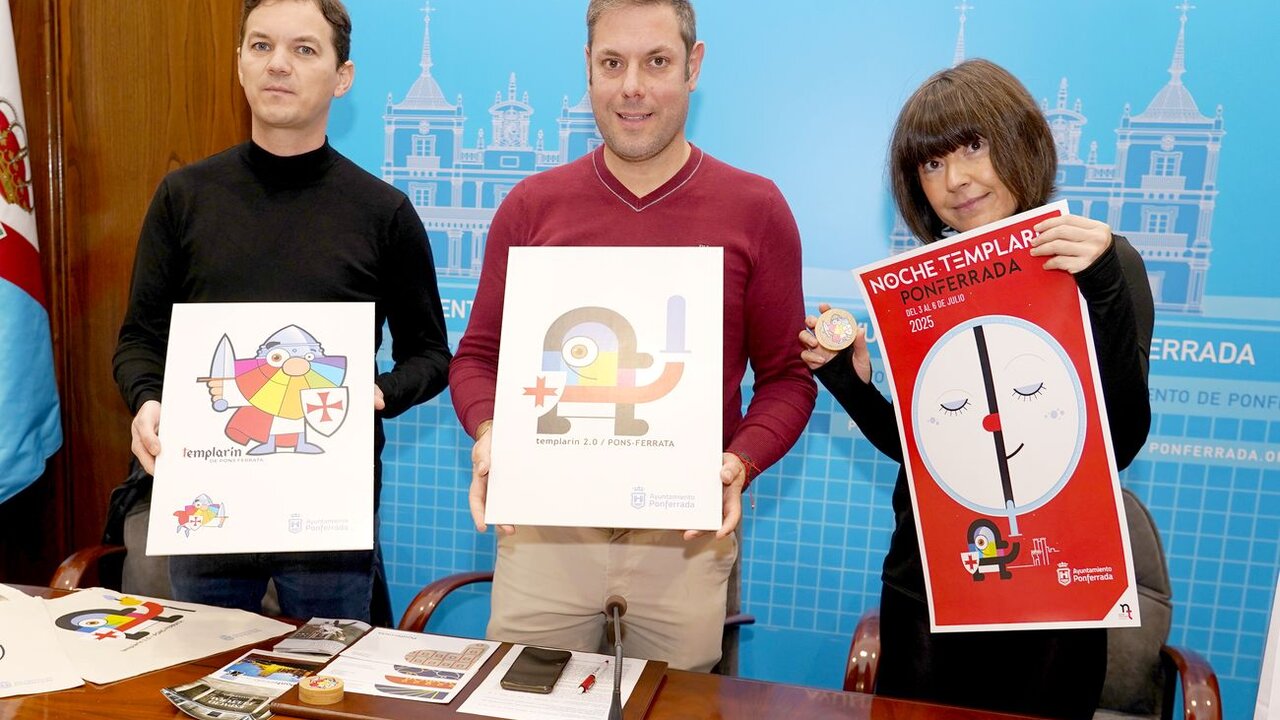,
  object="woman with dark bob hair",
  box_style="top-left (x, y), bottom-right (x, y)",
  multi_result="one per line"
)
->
top-left (799, 59), bottom-right (1154, 719)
